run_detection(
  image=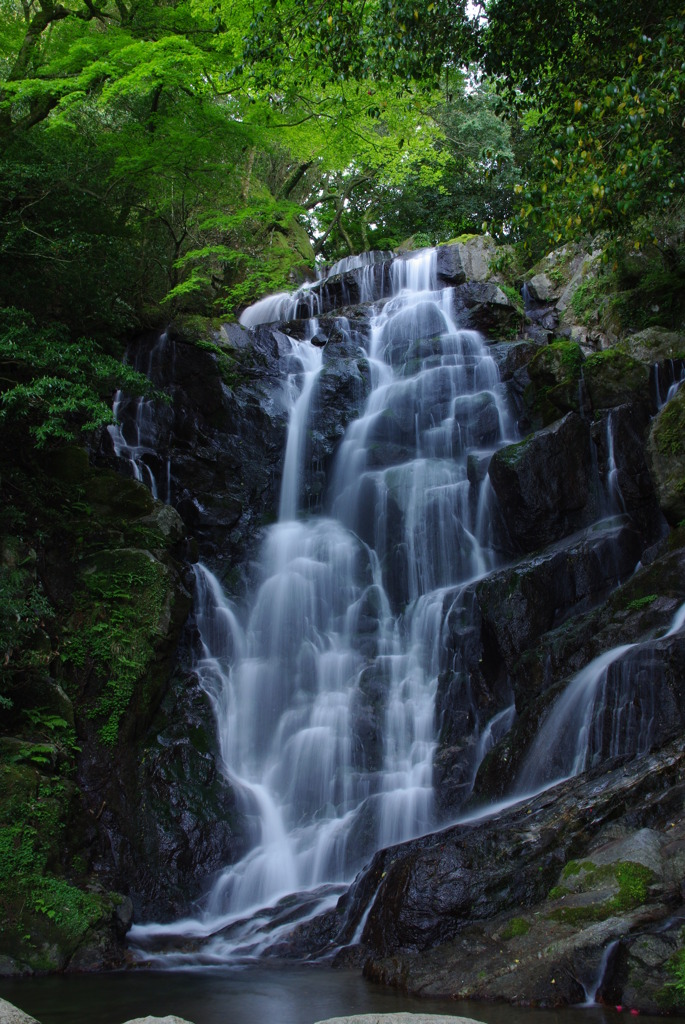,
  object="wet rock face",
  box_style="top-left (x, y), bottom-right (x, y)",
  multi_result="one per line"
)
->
top-left (474, 517), bottom-right (644, 669)
top-left (647, 385), bottom-right (685, 526)
top-left (346, 742), bottom-right (685, 1008)
top-left (87, 666), bottom-right (247, 921)
top-left (486, 402), bottom-right (662, 561)
top-left (488, 413), bottom-right (596, 554)
top-left (305, 326), bottom-right (372, 510)
top-left (103, 328), bottom-right (292, 571)
top-left (452, 282), bottom-right (523, 337)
